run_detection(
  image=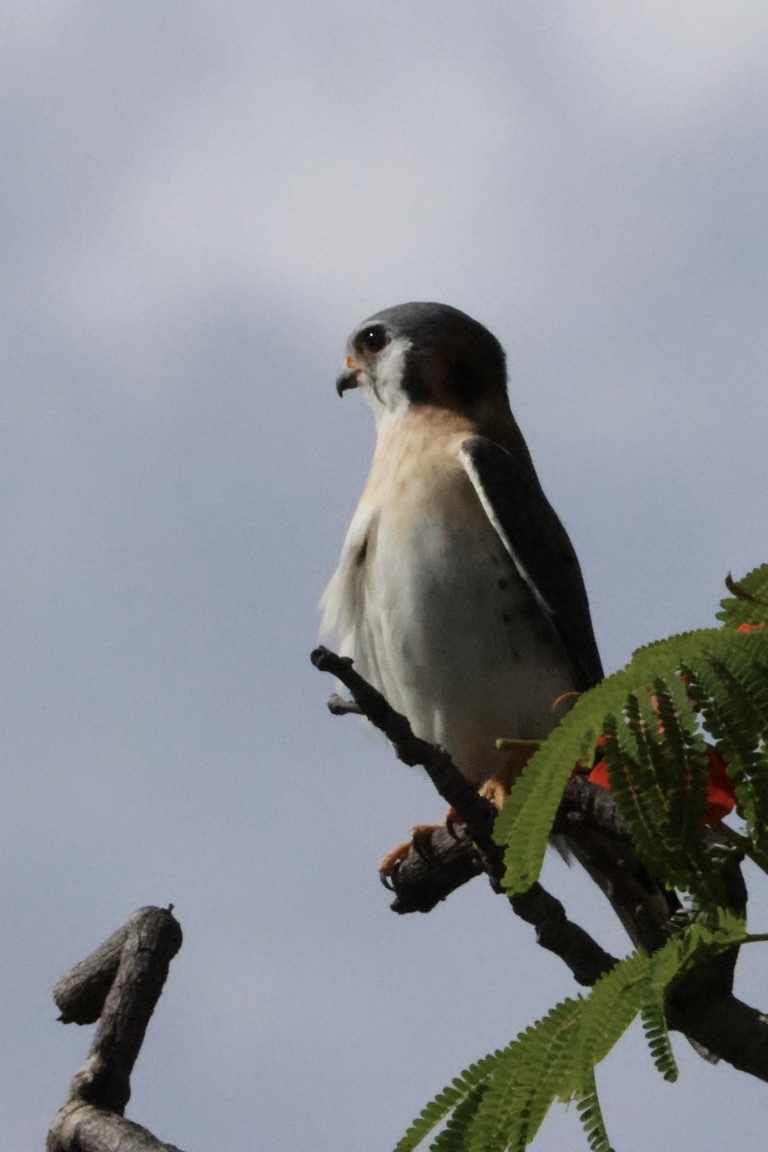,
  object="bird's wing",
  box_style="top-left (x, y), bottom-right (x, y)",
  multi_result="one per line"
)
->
top-left (459, 435), bottom-right (603, 692)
